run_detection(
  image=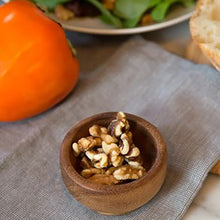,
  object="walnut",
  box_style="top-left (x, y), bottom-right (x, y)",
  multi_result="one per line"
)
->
top-left (108, 120), bottom-right (125, 137)
top-left (117, 111), bottom-right (130, 131)
top-left (89, 125), bottom-right (108, 137)
top-left (72, 143), bottom-right (80, 157)
top-left (125, 156), bottom-right (143, 169)
top-left (117, 111), bottom-right (126, 120)
top-left (78, 136), bottom-right (102, 151)
top-left (126, 161), bottom-right (144, 170)
top-left (78, 138), bottom-right (91, 150)
top-left (85, 151), bottom-right (108, 168)
top-left (119, 131), bottom-right (140, 158)
top-left (72, 136), bottom-right (102, 157)
top-left (101, 133), bottom-right (118, 144)
top-left (125, 145), bottom-right (140, 158)
top-left (80, 156), bottom-right (92, 169)
top-left (85, 150), bottom-right (96, 160)
top-left (97, 147), bottom-right (104, 153)
top-left (126, 131), bottom-right (133, 139)
top-left (93, 137), bottom-right (102, 146)
top-left (108, 112), bottom-right (130, 137)
top-left (111, 154), bottom-right (124, 167)
top-left (55, 5), bottom-right (74, 21)
top-left (113, 165), bottom-right (146, 180)
top-left (102, 142), bottom-right (120, 155)
top-left (93, 153), bottom-right (108, 168)
top-left (120, 133), bottom-right (132, 155)
top-left (102, 142), bottom-right (124, 167)
top-left (105, 167), bottom-right (117, 175)
top-left (88, 174), bottom-right (119, 185)
top-left (81, 168), bottom-right (105, 178)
